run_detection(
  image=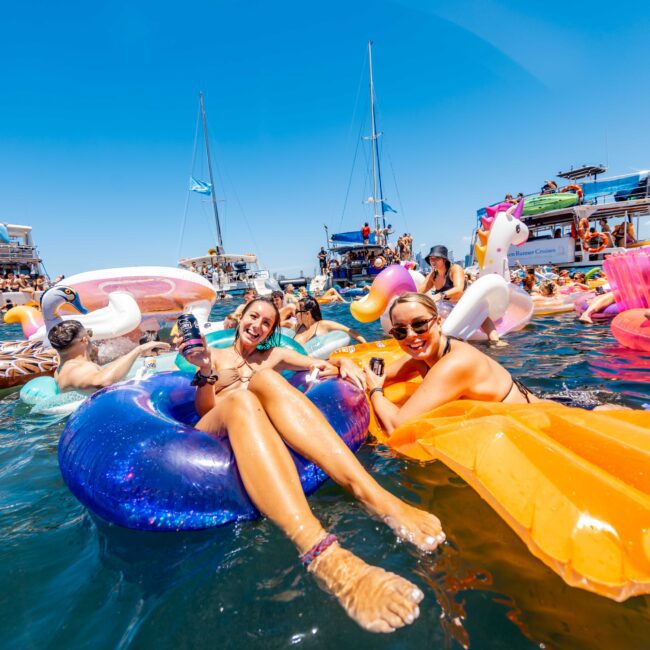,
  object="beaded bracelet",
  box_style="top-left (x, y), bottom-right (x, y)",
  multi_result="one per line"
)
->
top-left (300, 533), bottom-right (338, 567)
